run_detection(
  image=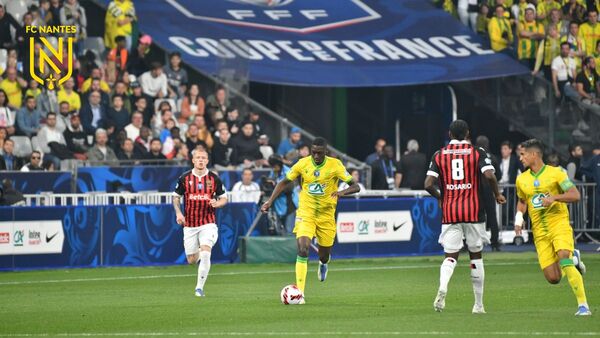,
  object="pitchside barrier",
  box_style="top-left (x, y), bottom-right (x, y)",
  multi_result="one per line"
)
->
top-left (1, 184), bottom-right (596, 270)
top-left (496, 183), bottom-right (598, 242)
